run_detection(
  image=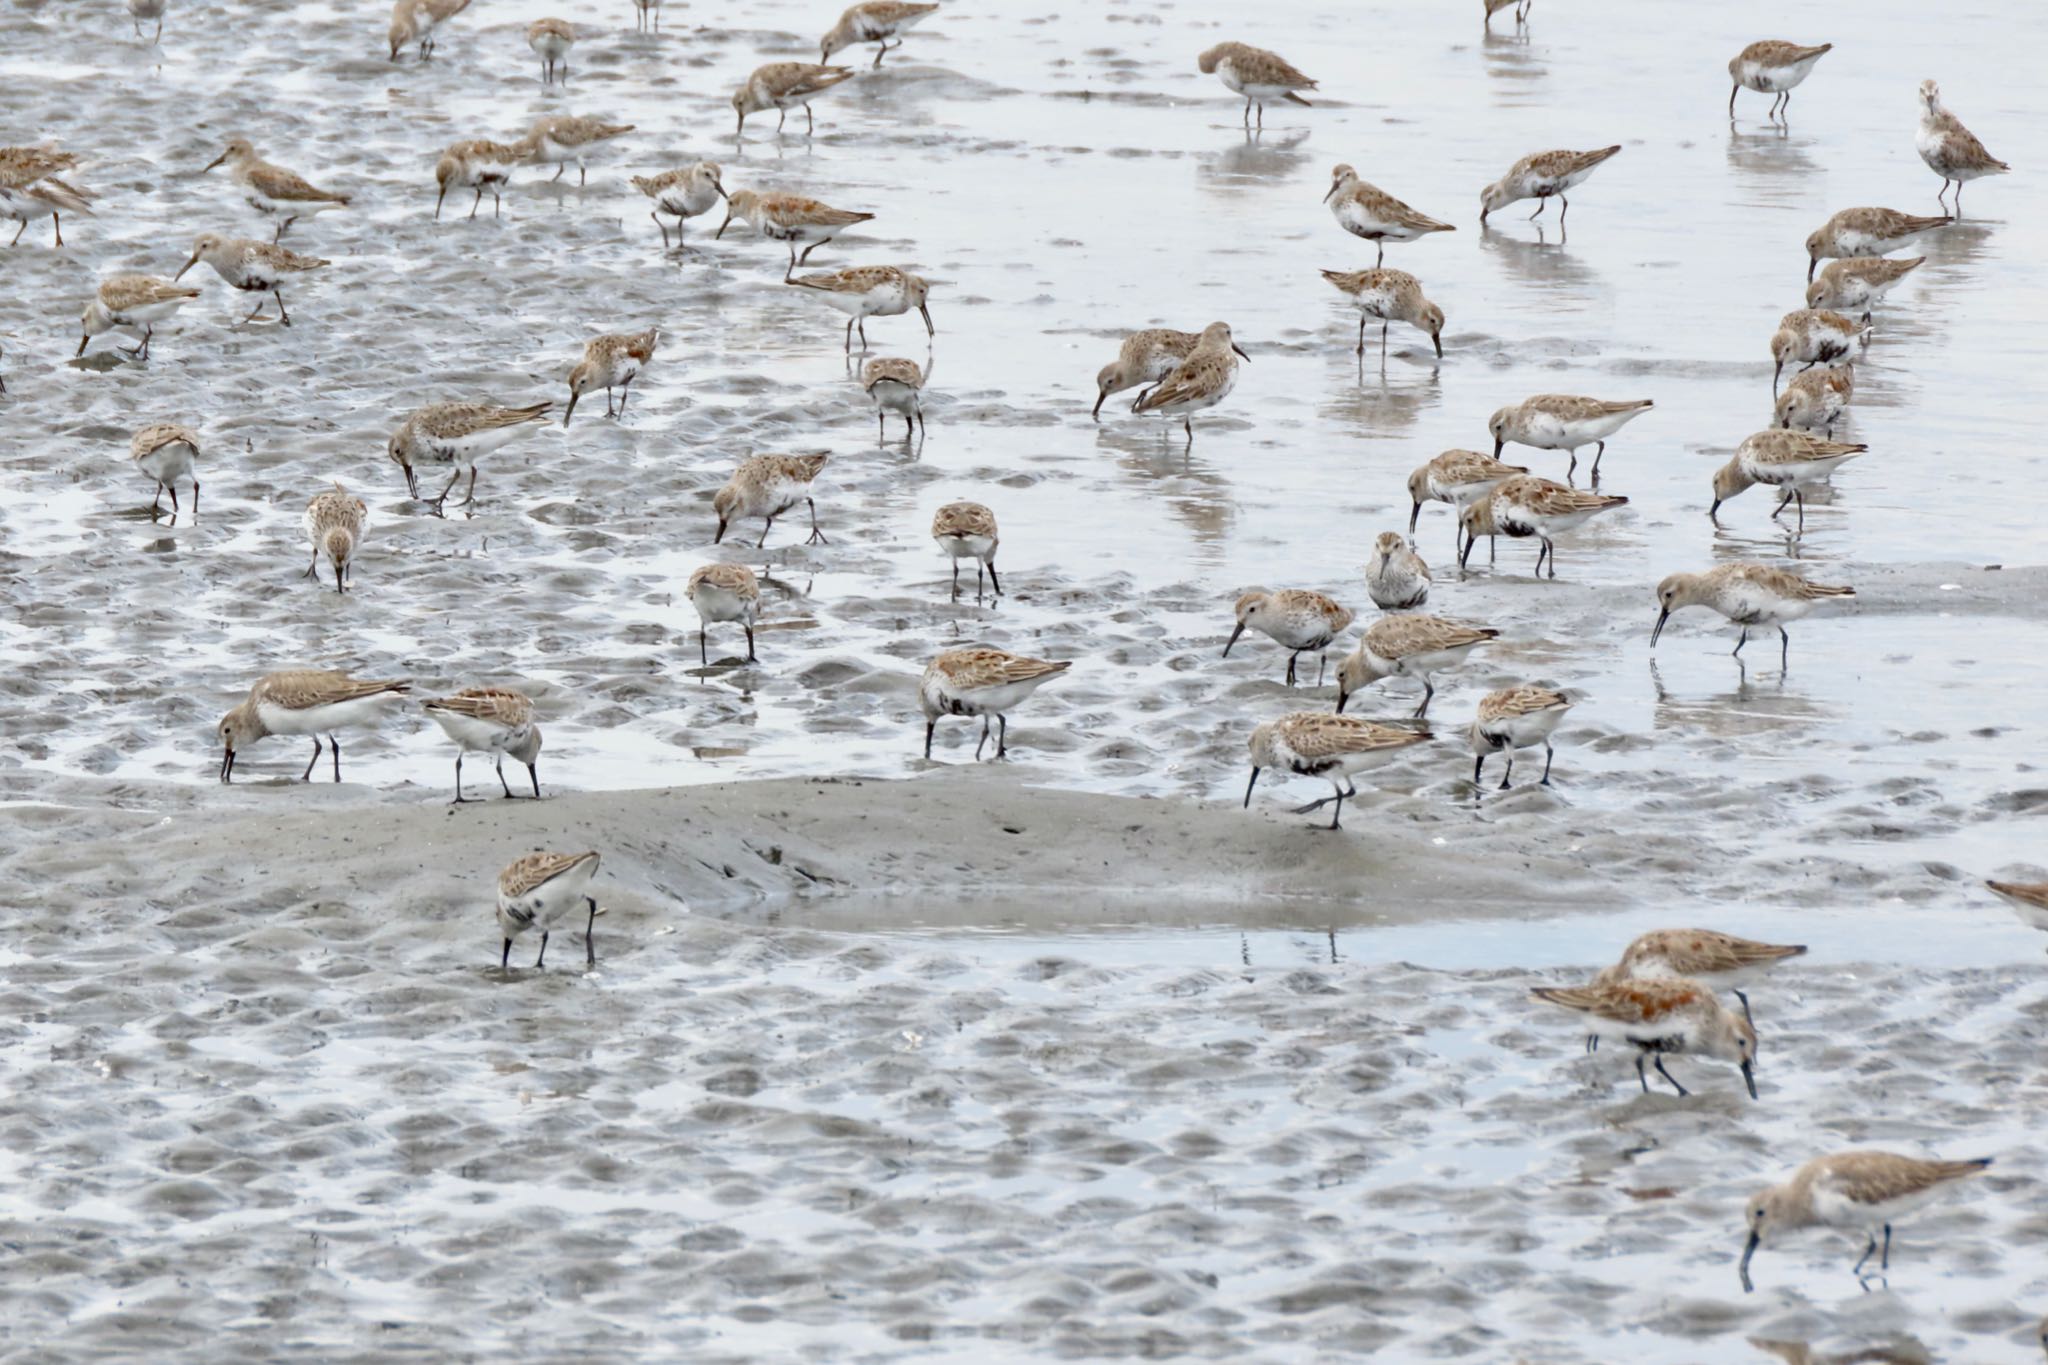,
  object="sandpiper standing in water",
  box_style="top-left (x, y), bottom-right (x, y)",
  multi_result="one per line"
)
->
top-left (1489, 394), bottom-right (1653, 482)
top-left (920, 648), bottom-right (1070, 761)
top-left (1321, 267), bottom-right (1444, 358)
top-left (1469, 686), bottom-right (1571, 789)
top-left (527, 115), bottom-right (632, 186)
top-left (302, 483), bottom-right (369, 594)
top-left (1806, 256), bottom-right (1923, 323)
top-left (1092, 328), bottom-right (1199, 419)
top-left (496, 851), bottom-right (602, 970)
top-left (1652, 562), bottom-right (1854, 670)
top-left (131, 422), bottom-right (200, 515)
top-left (931, 501), bottom-right (999, 603)
top-left (1709, 430), bottom-right (1867, 533)
top-left (1196, 42), bottom-right (1317, 129)
top-left (434, 137), bottom-right (531, 220)
top-left (1916, 79), bottom-right (2009, 213)
top-left (423, 687), bottom-right (543, 800)
top-left (78, 274), bottom-right (200, 361)
top-left (821, 2), bottom-right (940, 67)
top-left (712, 454), bottom-right (831, 548)
top-left (1132, 321), bottom-right (1248, 449)
top-left (1324, 167), bottom-right (1455, 268)
top-left (0, 146), bottom-right (93, 247)
top-left (1223, 588), bottom-right (1356, 687)
top-left (1244, 712), bottom-right (1431, 830)
top-left (1479, 147), bottom-right (1622, 229)
top-left (564, 327), bottom-right (658, 424)
top-left (174, 233), bottom-right (328, 326)
top-left (633, 162), bottom-right (724, 249)
top-left (716, 188), bottom-right (875, 277)
top-left (1336, 614), bottom-right (1497, 717)
top-left (686, 563), bottom-right (762, 665)
top-left (218, 670), bottom-right (411, 783)
top-left (1727, 41), bottom-right (1832, 122)
top-left (1804, 206), bottom-right (1949, 282)
top-left (202, 139), bottom-right (349, 241)
top-left (1480, 476), bottom-right (1629, 579)
top-left (732, 62), bottom-right (856, 135)
top-left (388, 400), bottom-right (552, 512)
top-left (1364, 532), bottom-right (1430, 610)
top-left (863, 357), bottom-right (925, 440)
top-left (528, 18), bottom-right (574, 84)
top-left (1531, 977), bottom-right (1758, 1099)
top-left (1740, 1152), bottom-right (1991, 1291)
top-left (787, 265), bottom-right (933, 351)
